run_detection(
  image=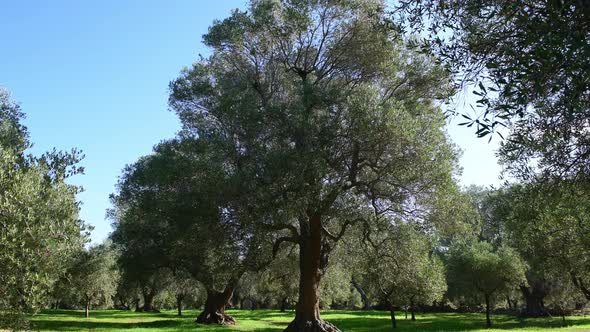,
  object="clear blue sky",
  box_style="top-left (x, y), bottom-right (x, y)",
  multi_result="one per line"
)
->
top-left (0, 1), bottom-right (501, 244)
